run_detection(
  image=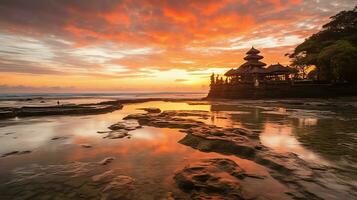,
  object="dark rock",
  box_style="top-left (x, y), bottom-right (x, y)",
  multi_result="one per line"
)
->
top-left (102, 175), bottom-right (135, 199)
top-left (0, 102), bottom-right (124, 119)
top-left (92, 170), bottom-right (115, 182)
top-left (97, 131), bottom-right (110, 134)
top-left (121, 108), bottom-right (335, 199)
top-left (103, 130), bottom-right (129, 139)
top-left (51, 136), bottom-right (68, 140)
top-left (81, 144), bottom-right (92, 148)
top-left (108, 120), bottom-right (141, 131)
top-left (99, 157), bottom-right (115, 165)
top-left (0, 159), bottom-right (135, 199)
top-left (138, 107), bottom-right (161, 113)
top-left (1, 151), bottom-right (19, 157)
top-left (174, 158), bottom-right (256, 199)
top-left (104, 120), bottom-right (141, 139)
top-left (18, 150), bottom-right (31, 155)
top-left (0, 110), bottom-right (16, 119)
top-left (2, 150), bottom-right (31, 157)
